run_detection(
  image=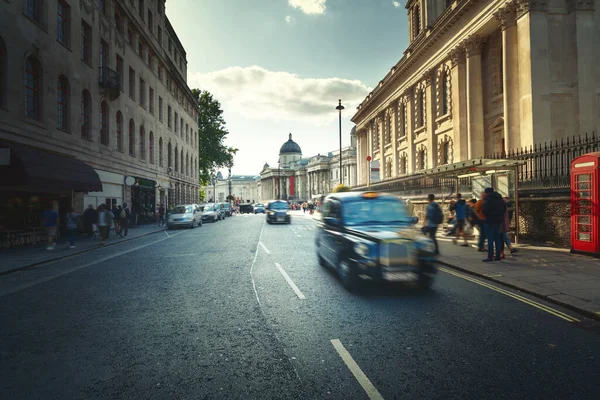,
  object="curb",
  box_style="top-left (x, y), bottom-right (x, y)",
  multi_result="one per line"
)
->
top-left (436, 259), bottom-right (600, 322)
top-left (0, 228), bottom-right (166, 277)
